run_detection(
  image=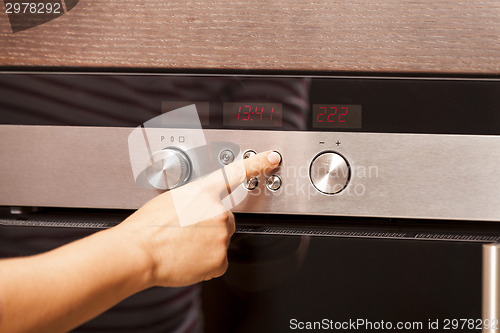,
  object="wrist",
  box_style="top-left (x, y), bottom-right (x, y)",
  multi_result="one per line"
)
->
top-left (103, 223), bottom-right (157, 291)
